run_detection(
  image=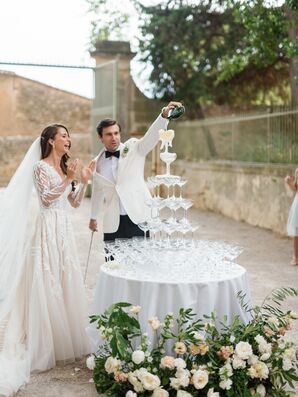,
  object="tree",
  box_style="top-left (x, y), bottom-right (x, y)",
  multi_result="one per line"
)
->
top-left (221, 0), bottom-right (298, 105)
